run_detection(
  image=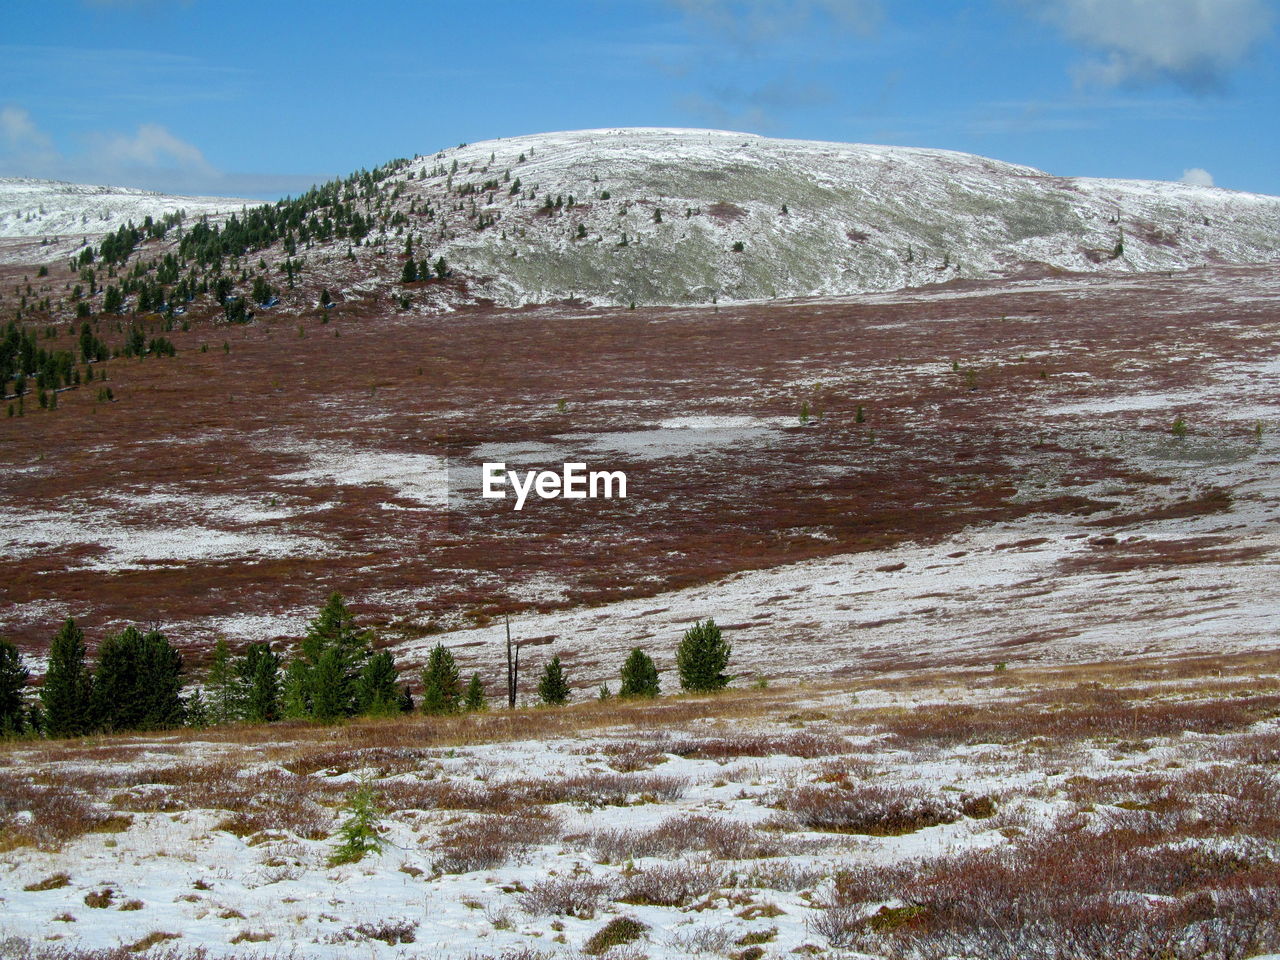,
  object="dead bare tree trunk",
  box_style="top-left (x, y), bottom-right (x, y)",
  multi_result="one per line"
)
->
top-left (506, 615), bottom-right (518, 708)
